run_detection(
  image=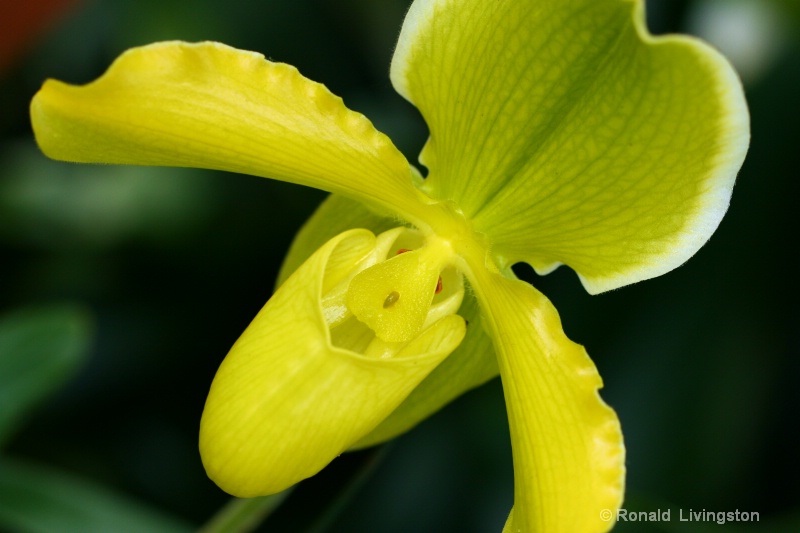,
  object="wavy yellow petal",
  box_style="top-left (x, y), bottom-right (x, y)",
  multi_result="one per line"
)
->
top-left (31, 41), bottom-right (431, 224)
top-left (468, 265), bottom-right (624, 533)
top-left (392, 0), bottom-right (748, 293)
